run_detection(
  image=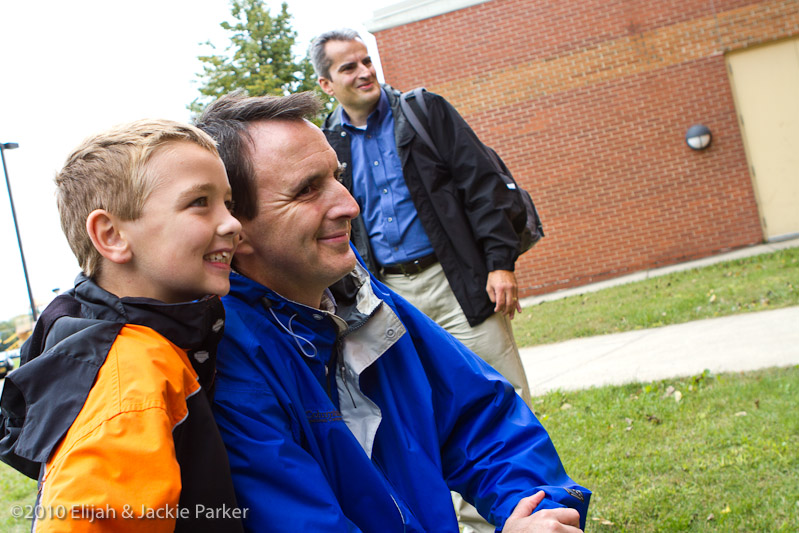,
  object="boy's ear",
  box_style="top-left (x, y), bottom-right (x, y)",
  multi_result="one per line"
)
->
top-left (86, 209), bottom-right (133, 264)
